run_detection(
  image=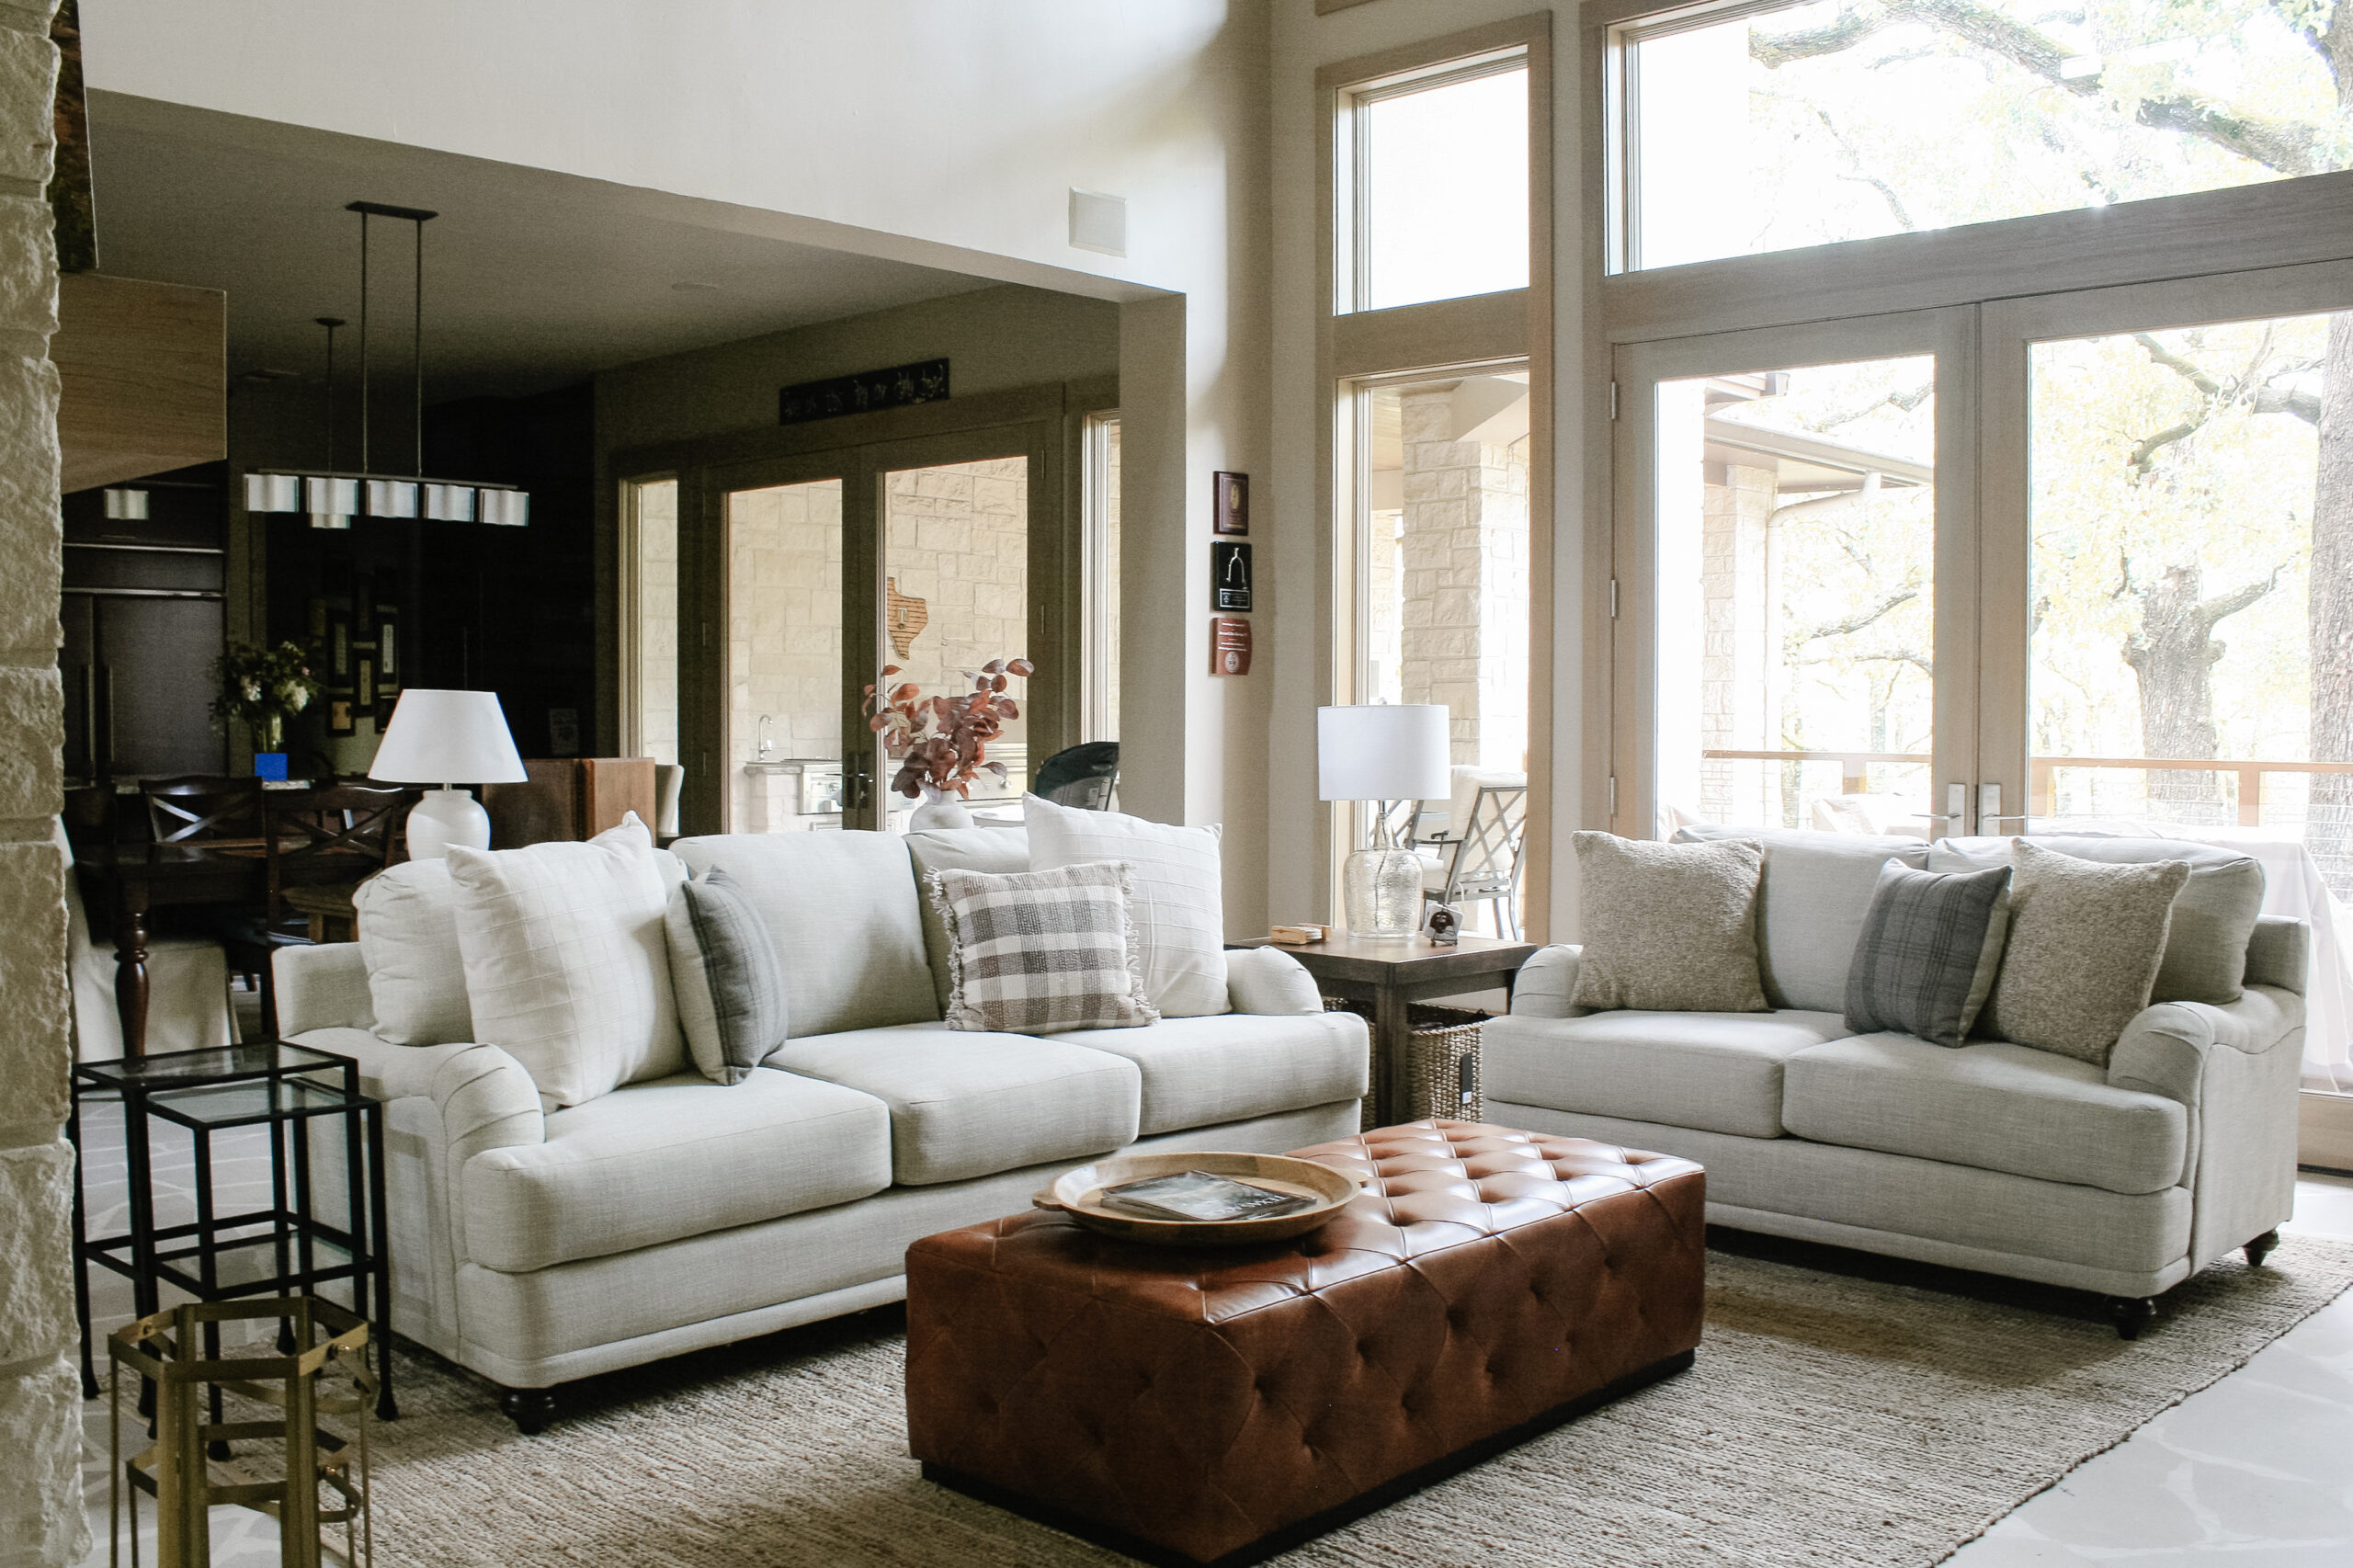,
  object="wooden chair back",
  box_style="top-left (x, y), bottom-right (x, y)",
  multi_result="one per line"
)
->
top-left (141, 776), bottom-right (265, 848)
top-left (263, 784), bottom-right (418, 921)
